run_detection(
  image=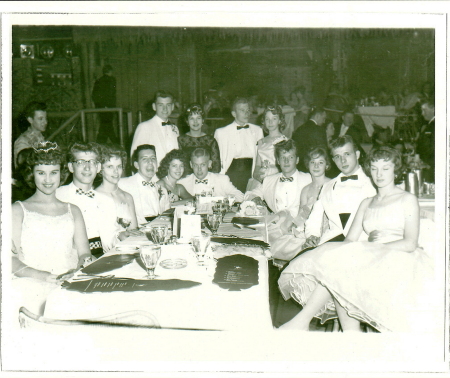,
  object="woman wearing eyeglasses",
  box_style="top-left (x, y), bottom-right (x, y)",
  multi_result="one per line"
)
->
top-left (11, 141), bottom-right (91, 315)
top-left (252, 105), bottom-right (288, 184)
top-left (95, 145), bottom-right (140, 241)
top-left (177, 104), bottom-right (221, 175)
